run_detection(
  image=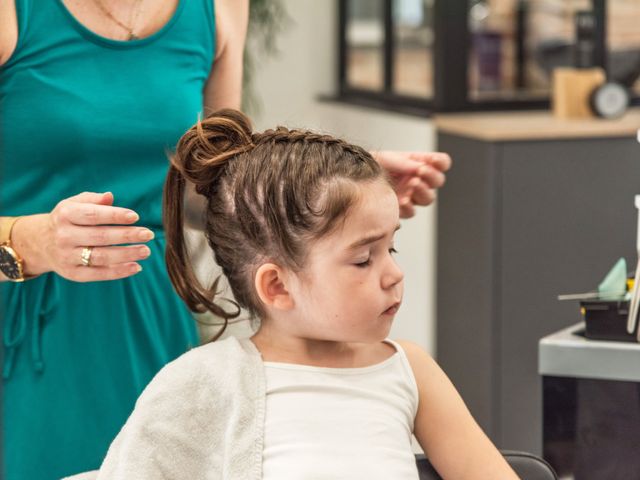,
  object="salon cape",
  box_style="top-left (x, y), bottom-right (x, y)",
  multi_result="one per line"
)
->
top-left (65, 336), bottom-right (265, 480)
